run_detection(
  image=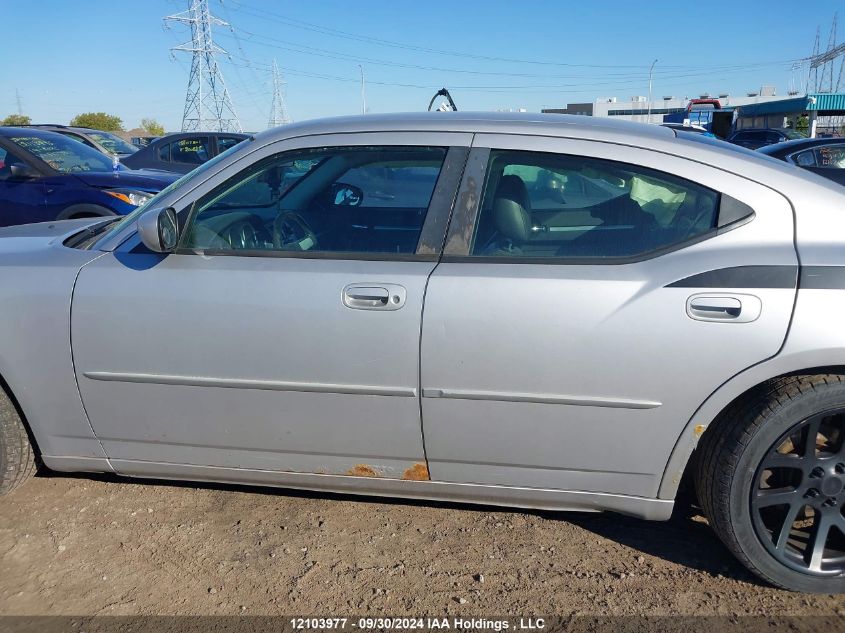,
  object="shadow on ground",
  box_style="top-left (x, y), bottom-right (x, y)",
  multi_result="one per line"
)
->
top-left (35, 469), bottom-right (761, 586)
